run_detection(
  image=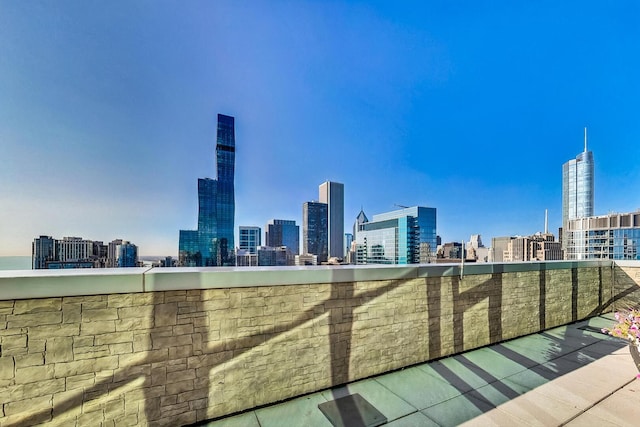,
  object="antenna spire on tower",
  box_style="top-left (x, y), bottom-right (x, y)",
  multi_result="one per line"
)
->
top-left (584, 127), bottom-right (588, 152)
